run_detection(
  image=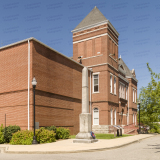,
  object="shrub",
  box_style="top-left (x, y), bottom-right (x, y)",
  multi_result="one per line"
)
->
top-left (4, 125), bottom-right (21, 143)
top-left (45, 125), bottom-right (57, 133)
top-left (36, 127), bottom-right (56, 144)
top-left (10, 128), bottom-right (56, 145)
top-left (149, 123), bottom-right (160, 133)
top-left (0, 125), bottom-right (4, 144)
top-left (56, 127), bottom-right (70, 139)
top-left (10, 130), bottom-right (33, 145)
top-left (150, 128), bottom-right (156, 133)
